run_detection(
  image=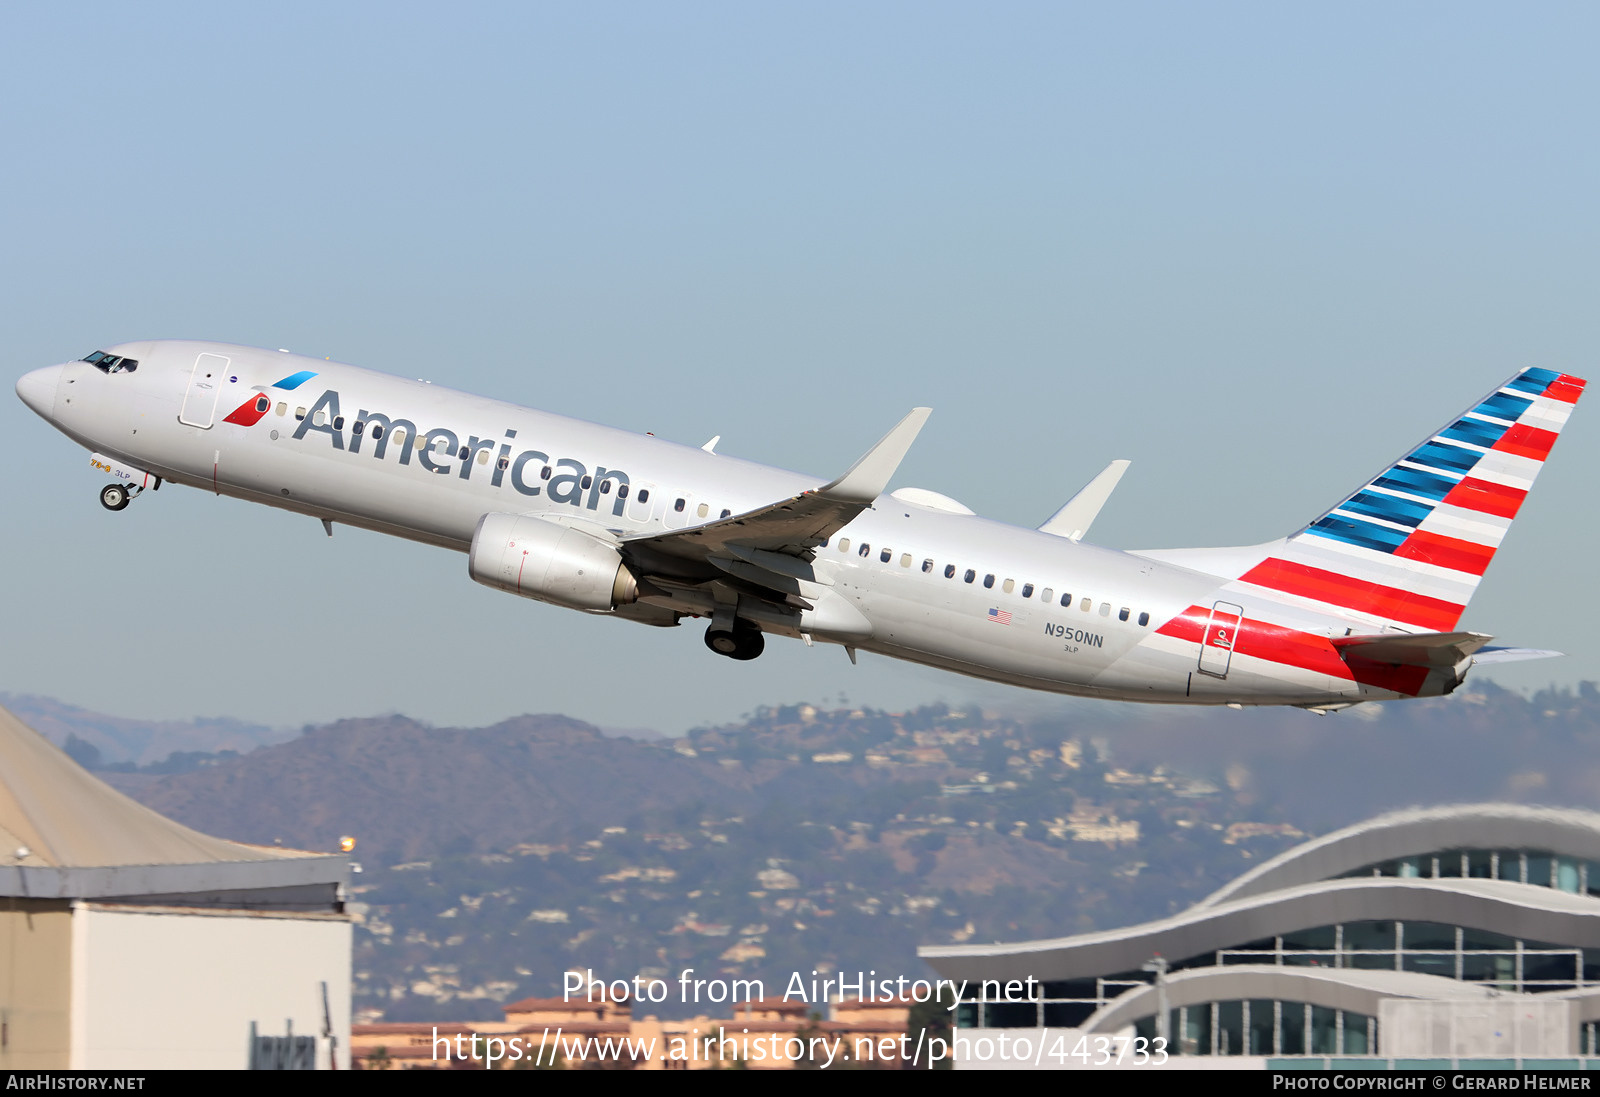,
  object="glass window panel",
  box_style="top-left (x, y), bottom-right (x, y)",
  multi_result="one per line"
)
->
top-left (1003, 578), bottom-right (1015, 593)
top-left (901, 553), bottom-right (913, 568)
top-left (1021, 583), bottom-right (1033, 598)
top-left (859, 543), bottom-right (871, 557)
top-left (1522, 951), bottom-right (1578, 988)
top-left (944, 564), bottom-right (956, 578)
top-left (1118, 607), bottom-right (1130, 622)
top-left (1468, 850), bottom-right (1495, 878)
top-left (838, 538), bottom-right (850, 552)
top-left (1402, 921), bottom-right (1458, 951)
top-left (985, 1001), bottom-right (1037, 1028)
top-left (1310, 1005), bottom-right (1338, 1055)
top-left (1497, 850), bottom-right (1522, 882)
top-left (1558, 858), bottom-right (1581, 892)
top-left (1041, 587), bottom-right (1052, 602)
top-left (983, 574), bottom-right (995, 589)
top-left (922, 558), bottom-right (934, 573)
top-left (1527, 853), bottom-right (1555, 888)
top-left (1248, 1000), bottom-right (1275, 1055)
top-left (1216, 1000), bottom-right (1243, 1056)
top-left (1461, 926), bottom-right (1516, 951)
top-left (1043, 1002), bottom-right (1096, 1027)
top-left (1080, 597), bottom-right (1092, 612)
top-left (1180, 1004), bottom-right (1210, 1056)
top-left (1138, 612), bottom-right (1150, 626)
top-left (1282, 925), bottom-right (1336, 950)
top-left (1438, 850), bottom-right (1465, 878)
top-left (1461, 952), bottom-right (1517, 986)
top-left (879, 547), bottom-right (891, 562)
top-left (1278, 1003), bottom-right (1306, 1056)
top-left (965, 569), bottom-right (976, 583)
top-left (1341, 1012), bottom-right (1371, 1054)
